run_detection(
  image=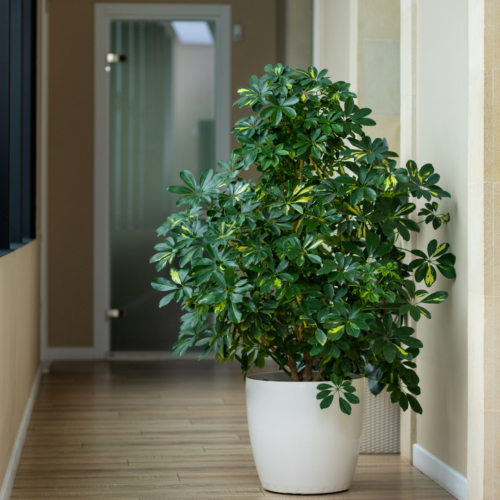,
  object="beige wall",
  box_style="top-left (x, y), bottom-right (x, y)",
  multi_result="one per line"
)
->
top-left (47, 0), bottom-right (279, 347)
top-left (0, 241), bottom-right (41, 484)
top-left (357, 0), bottom-right (400, 157)
top-left (314, 0), bottom-right (356, 84)
top-left (0, 0), bottom-right (44, 484)
top-left (405, 0), bottom-right (469, 478)
top-left (284, 0), bottom-right (312, 70)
